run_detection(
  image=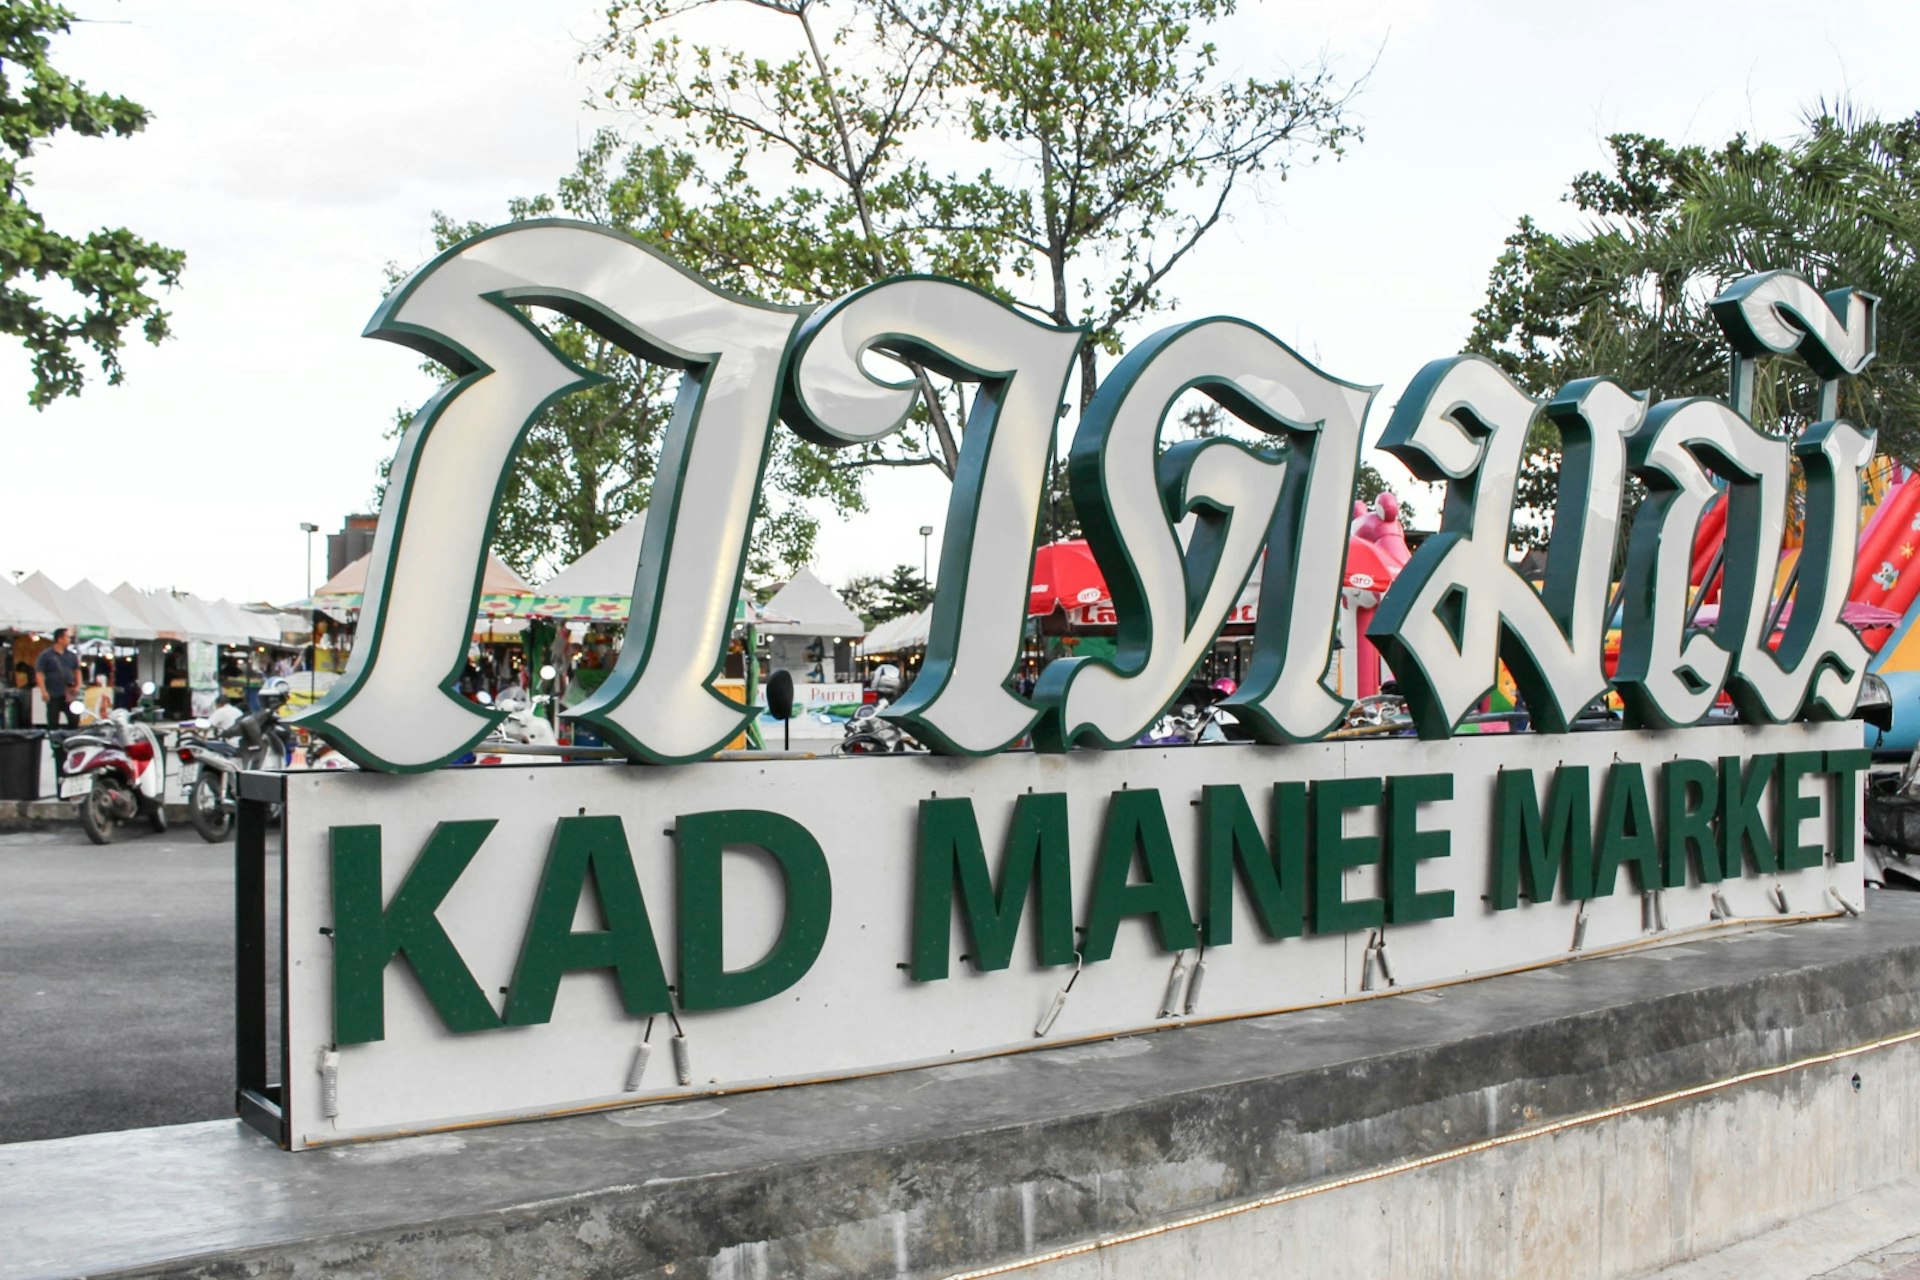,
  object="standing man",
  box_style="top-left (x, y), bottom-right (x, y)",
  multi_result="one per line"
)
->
top-left (35, 628), bottom-right (80, 728)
